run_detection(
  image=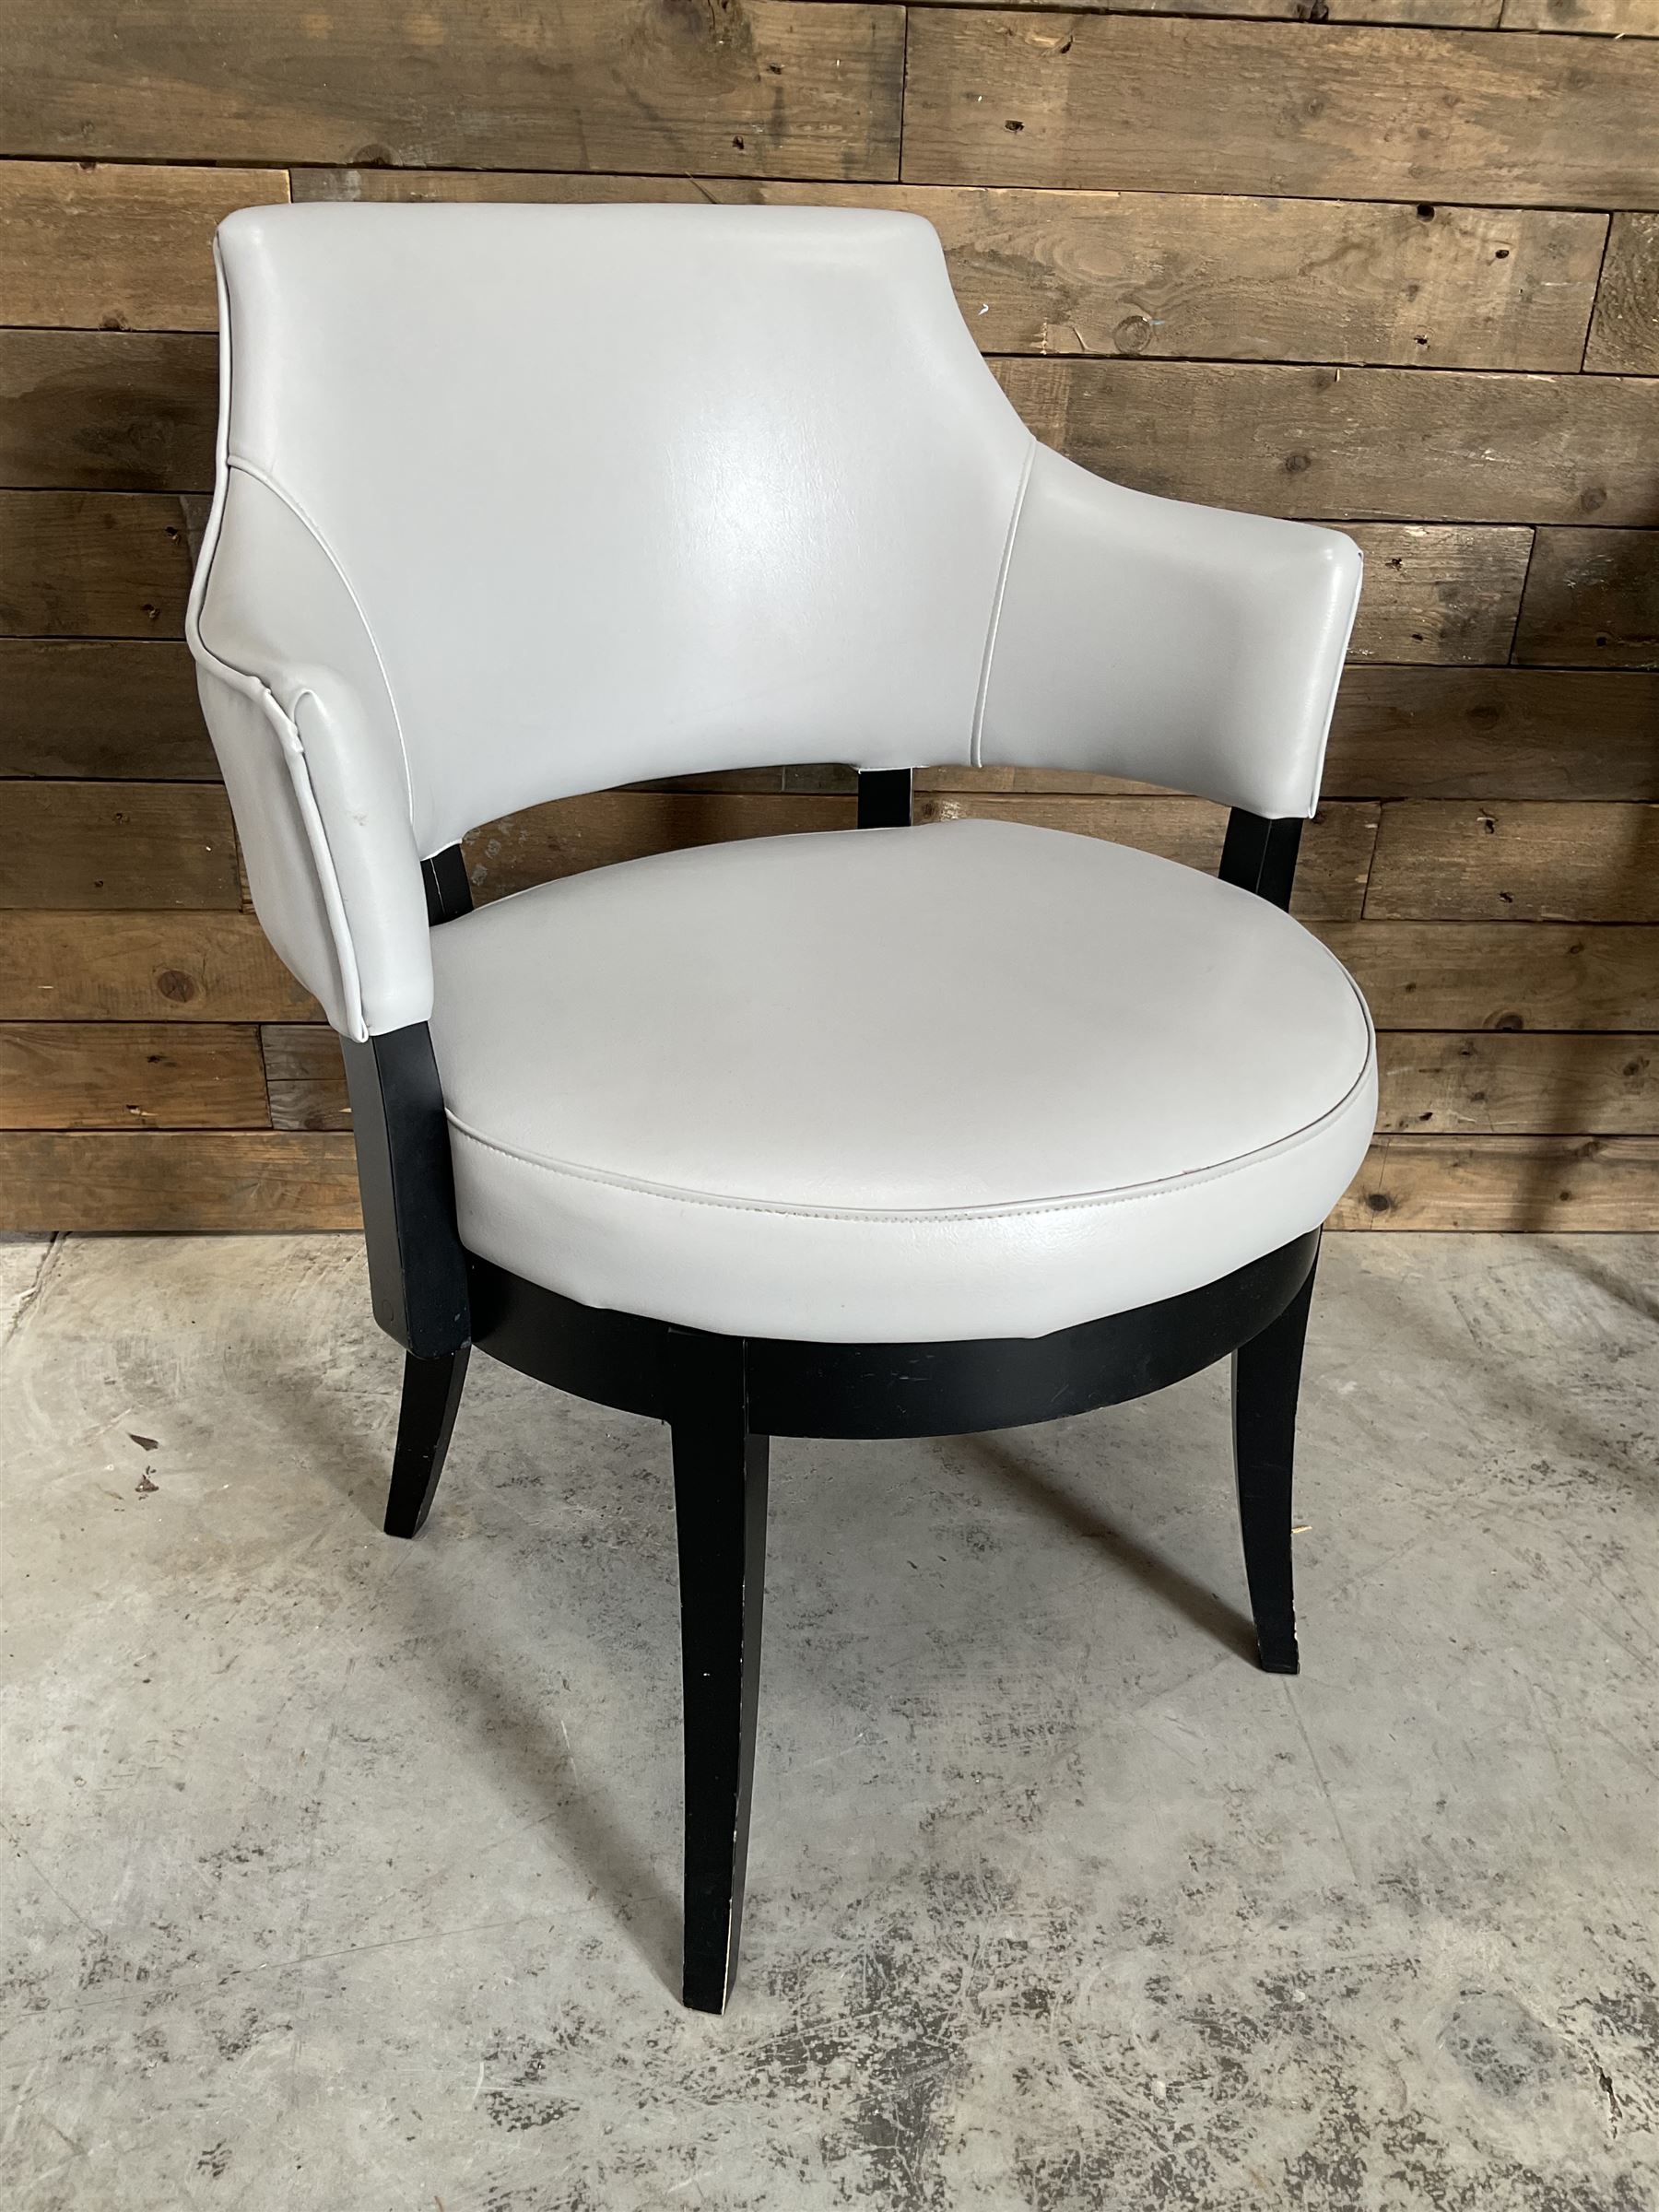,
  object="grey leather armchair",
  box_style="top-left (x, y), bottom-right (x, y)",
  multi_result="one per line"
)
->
top-left (188, 204), bottom-right (1374, 2012)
